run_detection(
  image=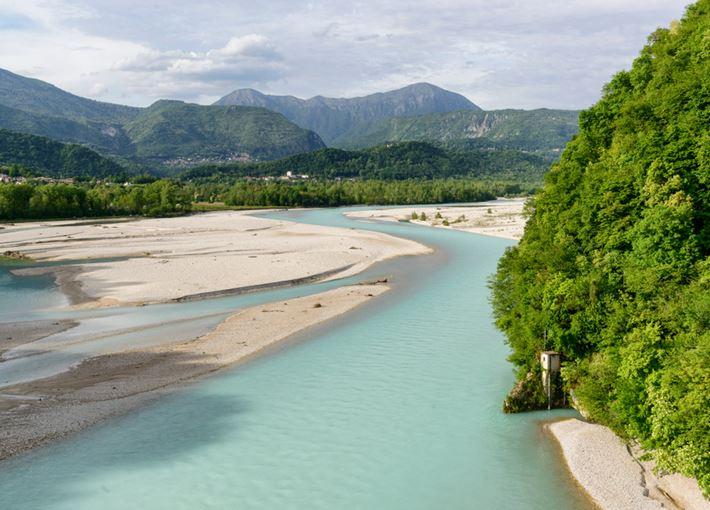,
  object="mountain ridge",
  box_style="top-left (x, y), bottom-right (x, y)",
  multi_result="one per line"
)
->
top-left (123, 100), bottom-right (326, 163)
top-left (0, 68), bottom-right (140, 124)
top-left (215, 82), bottom-right (481, 144)
top-left (0, 68), bottom-right (580, 172)
top-left (0, 69), bottom-right (326, 165)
